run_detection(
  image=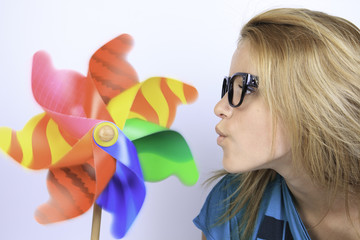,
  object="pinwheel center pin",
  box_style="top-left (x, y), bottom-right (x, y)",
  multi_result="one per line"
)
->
top-left (94, 122), bottom-right (119, 147)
